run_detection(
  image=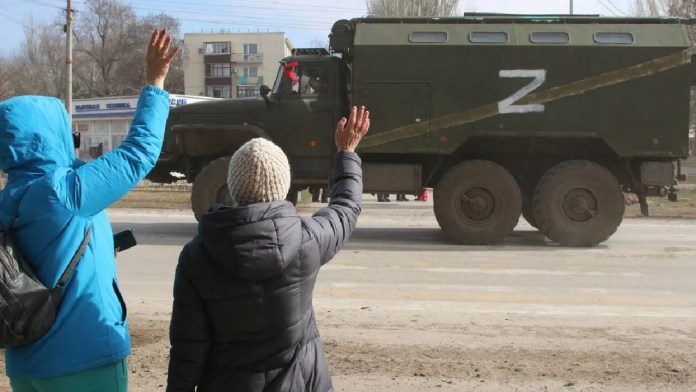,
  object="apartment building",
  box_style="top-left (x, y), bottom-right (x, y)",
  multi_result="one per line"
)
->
top-left (184, 31), bottom-right (293, 99)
